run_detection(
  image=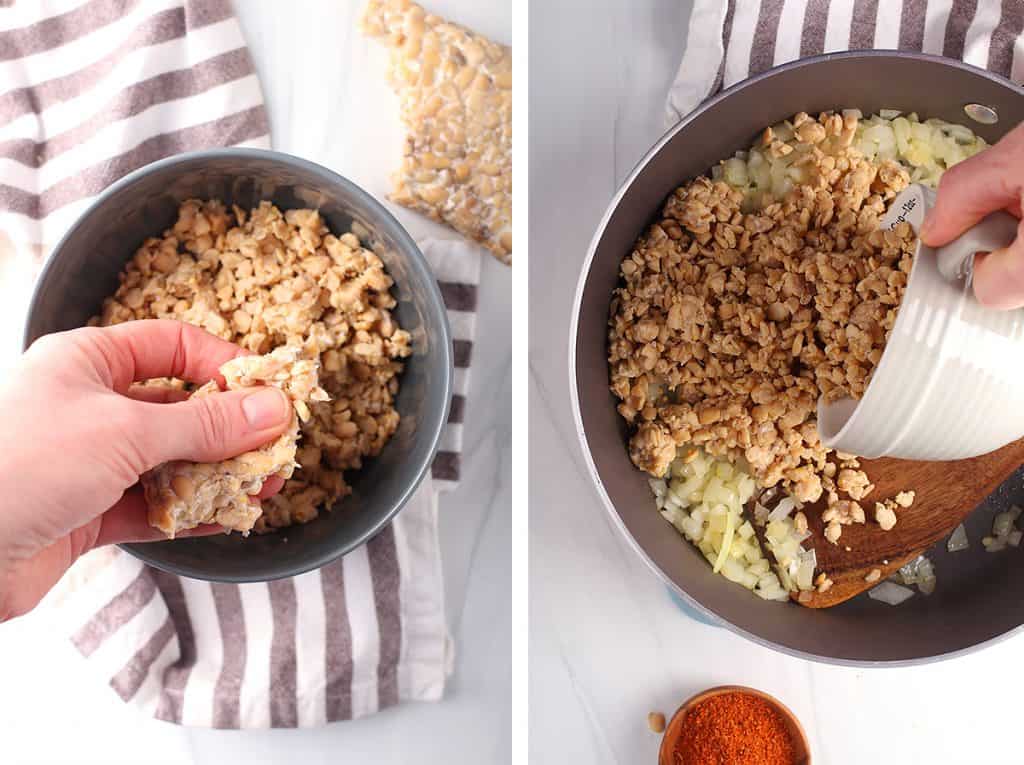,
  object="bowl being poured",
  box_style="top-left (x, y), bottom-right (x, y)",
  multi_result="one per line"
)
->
top-left (817, 182), bottom-right (1024, 461)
